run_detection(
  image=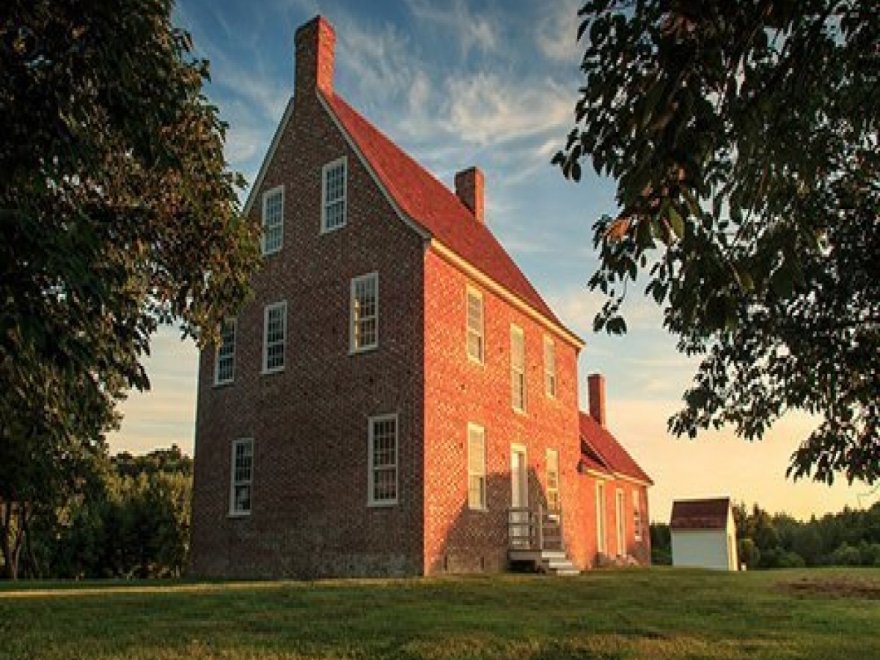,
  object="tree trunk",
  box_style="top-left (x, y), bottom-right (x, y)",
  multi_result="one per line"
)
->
top-left (1, 501), bottom-right (12, 579)
top-left (0, 500), bottom-right (27, 580)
